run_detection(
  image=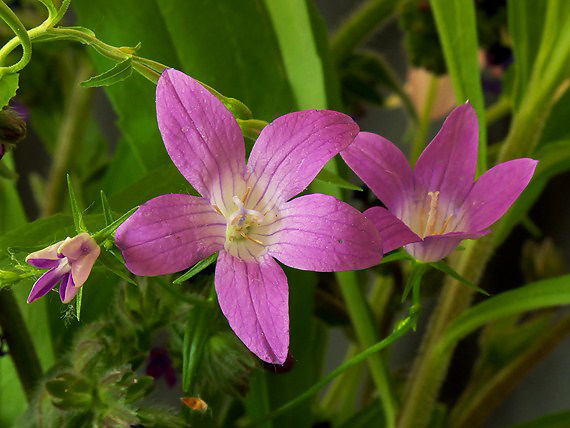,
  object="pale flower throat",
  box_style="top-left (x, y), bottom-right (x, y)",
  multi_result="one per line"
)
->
top-left (213, 188), bottom-right (270, 260)
top-left (416, 191), bottom-right (454, 238)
